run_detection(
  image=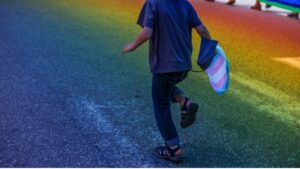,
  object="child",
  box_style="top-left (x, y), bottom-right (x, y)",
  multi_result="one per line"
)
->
top-left (122, 0), bottom-right (211, 162)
